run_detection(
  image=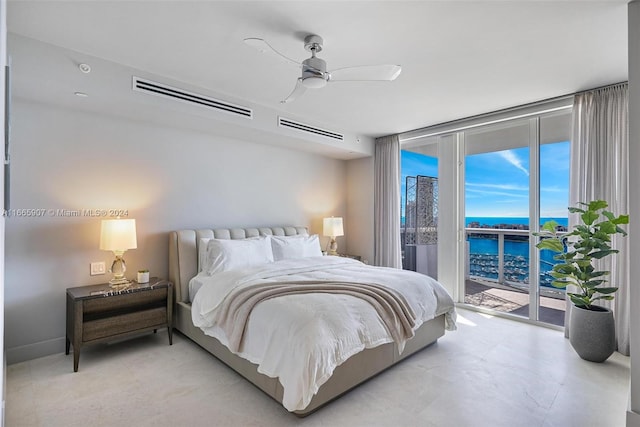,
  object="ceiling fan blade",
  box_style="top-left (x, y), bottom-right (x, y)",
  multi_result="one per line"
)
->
top-left (281, 78), bottom-right (307, 104)
top-left (328, 64), bottom-right (402, 82)
top-left (243, 38), bottom-right (300, 67)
